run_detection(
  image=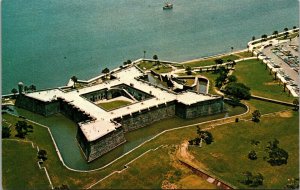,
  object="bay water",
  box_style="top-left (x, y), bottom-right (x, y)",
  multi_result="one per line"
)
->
top-left (2, 0), bottom-right (298, 94)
